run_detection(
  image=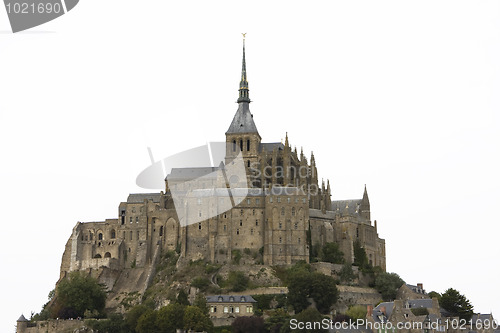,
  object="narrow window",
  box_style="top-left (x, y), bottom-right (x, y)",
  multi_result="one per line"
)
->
top-left (159, 226), bottom-right (163, 236)
top-left (247, 198), bottom-right (251, 205)
top-left (256, 199), bottom-right (260, 205)
top-left (269, 197), bottom-right (273, 203)
top-left (281, 207), bottom-right (285, 216)
top-left (239, 140), bottom-right (243, 152)
top-left (298, 237), bottom-right (301, 244)
top-left (223, 225), bottom-right (227, 231)
top-left (287, 198), bottom-right (291, 203)
top-left (251, 229), bottom-right (254, 235)
top-left (279, 222), bottom-right (282, 229)
top-left (135, 216), bottom-right (139, 223)
top-left (279, 237), bottom-right (282, 243)
top-left (256, 220), bottom-right (259, 226)
top-left (292, 207), bottom-right (296, 216)
top-left (137, 231), bottom-right (139, 240)
top-left (294, 222), bottom-right (298, 229)
top-left (110, 229), bottom-right (116, 239)
top-left (277, 197), bottom-right (281, 203)
top-left (247, 139), bottom-right (250, 151)
top-left (129, 217), bottom-right (133, 223)
top-left (130, 231), bottom-right (133, 240)
top-left (247, 160), bottom-right (250, 168)
top-left (198, 223), bottom-right (202, 230)
top-left (236, 229), bottom-right (240, 235)
top-left (240, 220), bottom-right (243, 226)
top-left (232, 140), bottom-right (236, 152)
top-left (98, 233), bottom-right (103, 240)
